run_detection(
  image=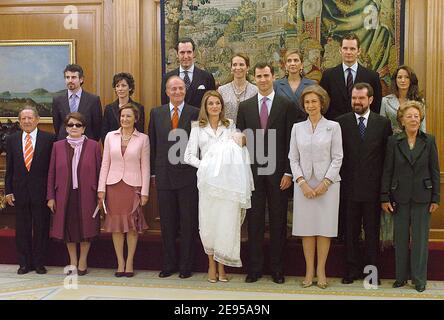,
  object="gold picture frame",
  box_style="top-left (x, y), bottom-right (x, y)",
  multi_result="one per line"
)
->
top-left (0, 39), bottom-right (76, 124)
